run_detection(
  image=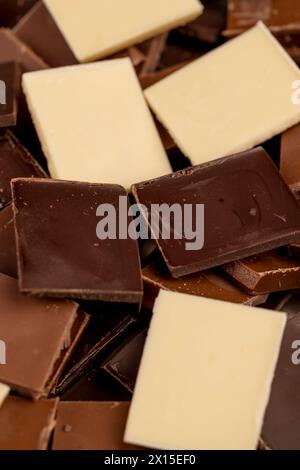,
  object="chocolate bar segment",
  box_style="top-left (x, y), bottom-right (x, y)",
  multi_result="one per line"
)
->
top-left (222, 251), bottom-right (300, 295)
top-left (12, 178), bottom-right (143, 302)
top-left (0, 130), bottom-right (46, 209)
top-left (0, 205), bottom-right (17, 278)
top-left (0, 273), bottom-right (84, 399)
top-left (14, 2), bottom-right (77, 67)
top-left (133, 147), bottom-right (300, 277)
top-left (0, 29), bottom-right (48, 72)
top-left (145, 23), bottom-right (300, 166)
top-left (262, 296), bottom-right (300, 449)
top-left (0, 62), bottom-right (20, 127)
top-left (125, 290), bottom-right (286, 449)
top-left (0, 396), bottom-right (58, 450)
top-left (53, 402), bottom-right (142, 450)
top-left (102, 328), bottom-right (148, 394)
top-left (143, 259), bottom-right (268, 306)
top-left (280, 123), bottom-right (300, 195)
